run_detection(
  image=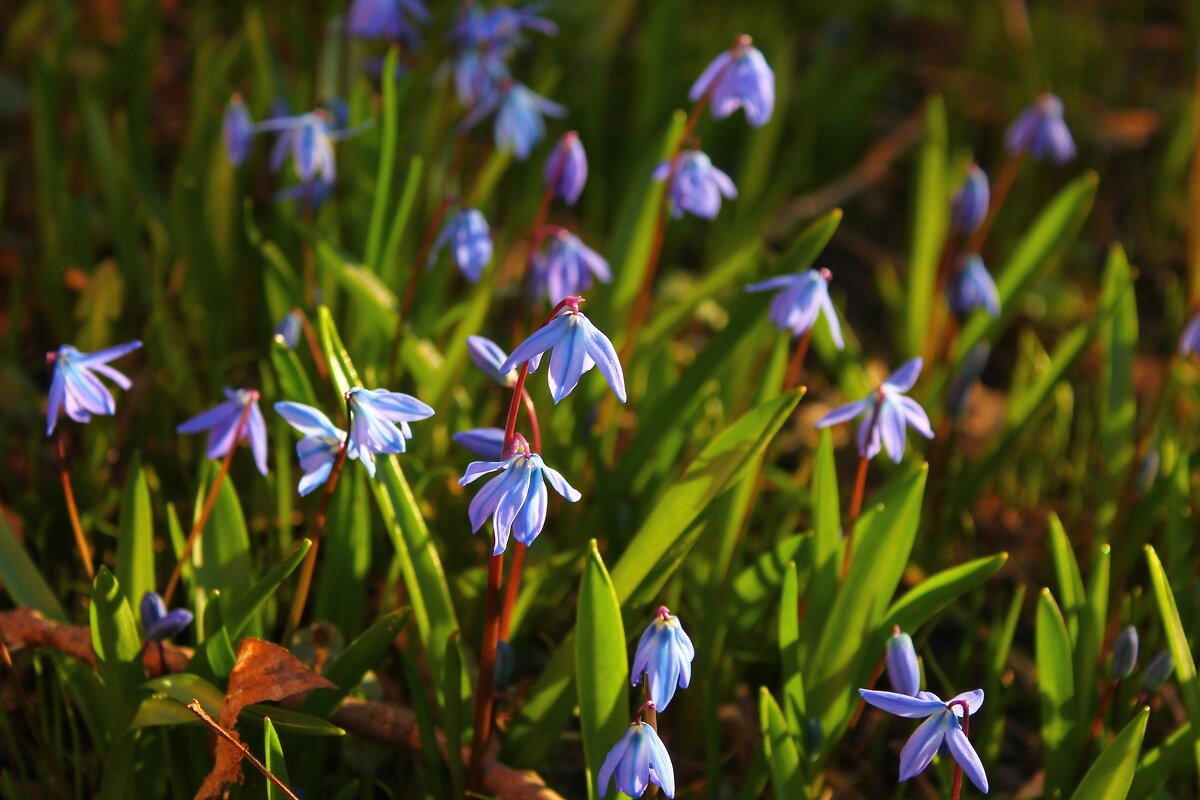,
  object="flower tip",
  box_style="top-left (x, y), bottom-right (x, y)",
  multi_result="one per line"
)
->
top-left (735, 33), bottom-right (753, 48)
top-left (656, 605), bottom-right (671, 620)
top-left (819, 267), bottom-right (832, 282)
